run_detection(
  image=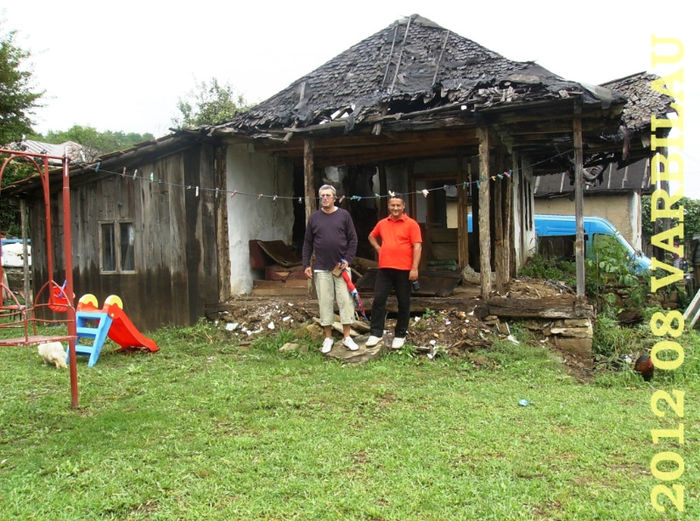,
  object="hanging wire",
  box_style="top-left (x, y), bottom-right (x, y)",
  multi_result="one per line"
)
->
top-left (73, 148), bottom-right (571, 203)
